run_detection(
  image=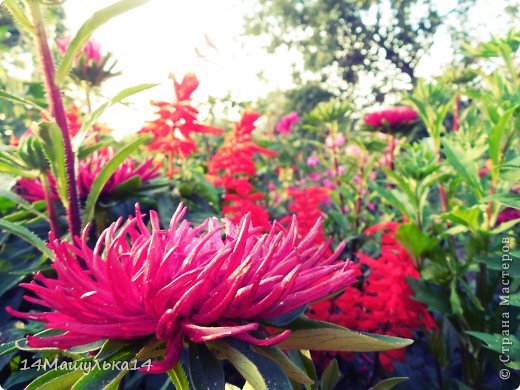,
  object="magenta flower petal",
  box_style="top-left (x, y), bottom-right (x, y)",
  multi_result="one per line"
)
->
top-left (9, 203), bottom-right (355, 373)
